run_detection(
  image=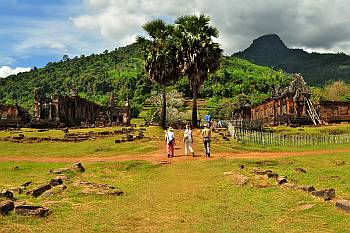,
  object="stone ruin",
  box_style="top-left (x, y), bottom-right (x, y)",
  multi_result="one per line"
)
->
top-left (0, 104), bottom-right (30, 129)
top-left (33, 90), bottom-right (131, 128)
top-left (0, 162), bottom-right (124, 217)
